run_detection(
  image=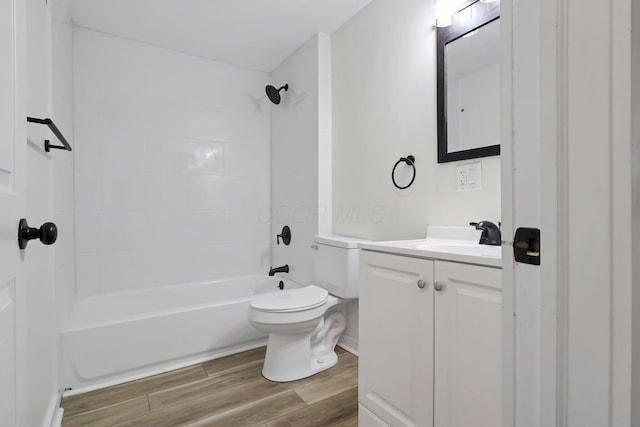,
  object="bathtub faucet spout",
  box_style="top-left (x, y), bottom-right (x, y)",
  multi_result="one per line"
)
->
top-left (268, 265), bottom-right (289, 276)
